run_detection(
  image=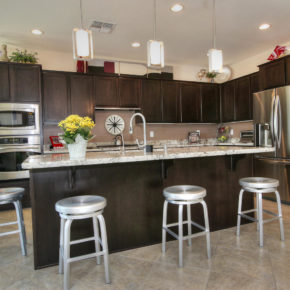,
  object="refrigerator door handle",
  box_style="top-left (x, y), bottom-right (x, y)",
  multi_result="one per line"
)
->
top-left (274, 95), bottom-right (279, 146)
top-left (270, 95), bottom-right (276, 146)
top-left (277, 95), bottom-right (282, 149)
